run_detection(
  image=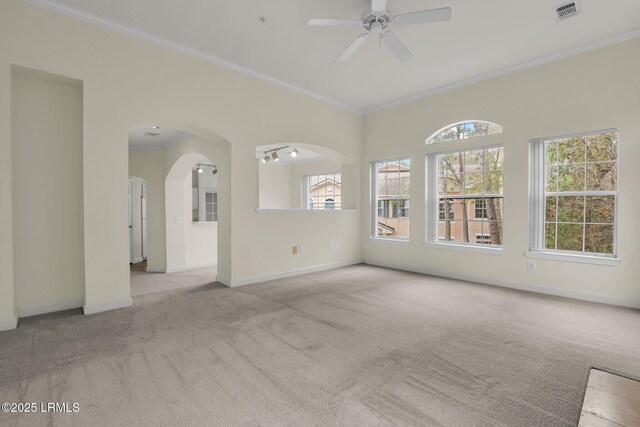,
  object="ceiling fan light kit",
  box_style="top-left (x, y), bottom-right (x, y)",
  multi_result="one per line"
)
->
top-left (308, 0), bottom-right (452, 63)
